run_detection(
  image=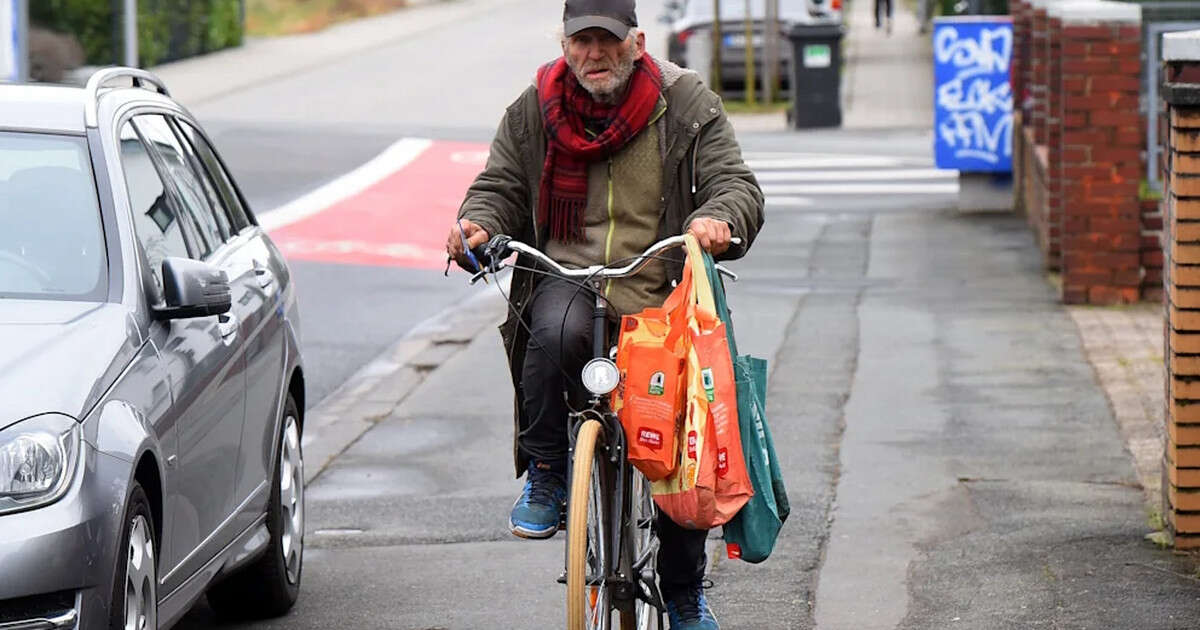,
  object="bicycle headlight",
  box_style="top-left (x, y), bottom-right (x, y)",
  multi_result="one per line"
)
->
top-left (0, 414), bottom-right (81, 515)
top-left (581, 358), bottom-right (620, 396)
